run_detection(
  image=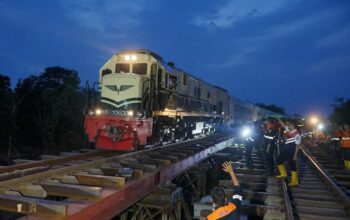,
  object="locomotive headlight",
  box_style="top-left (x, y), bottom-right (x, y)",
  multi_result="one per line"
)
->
top-left (95, 109), bottom-right (102, 115)
top-left (127, 110), bottom-right (134, 116)
top-left (131, 54), bottom-right (137, 61)
top-left (124, 55), bottom-right (131, 61)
